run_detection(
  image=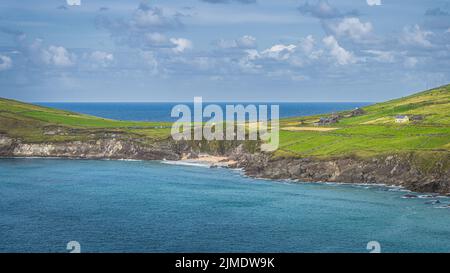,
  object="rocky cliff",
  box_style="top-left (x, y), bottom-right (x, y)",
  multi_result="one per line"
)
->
top-left (229, 147), bottom-right (450, 194)
top-left (0, 134), bottom-right (180, 160)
